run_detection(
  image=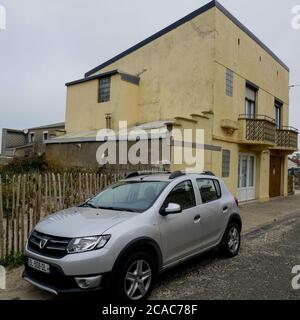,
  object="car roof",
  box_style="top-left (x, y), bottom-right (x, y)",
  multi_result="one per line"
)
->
top-left (124, 173), bottom-right (218, 182)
